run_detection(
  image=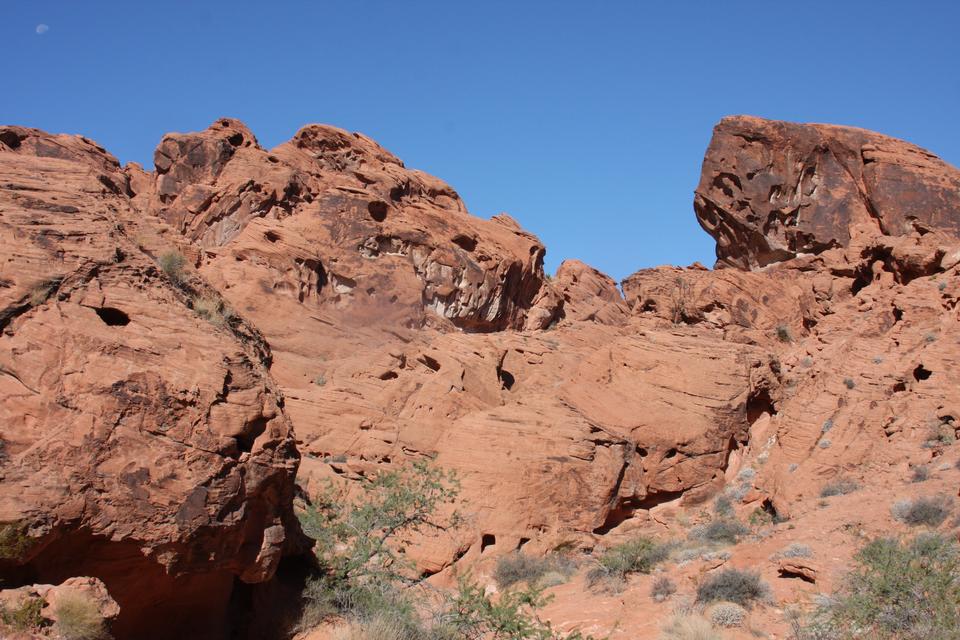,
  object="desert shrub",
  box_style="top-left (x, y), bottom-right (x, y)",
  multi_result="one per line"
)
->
top-left (587, 537), bottom-right (672, 589)
top-left (158, 250), bottom-right (187, 284)
top-left (0, 596), bottom-right (43, 631)
top-left (313, 375), bottom-right (327, 386)
top-left (818, 439), bottom-right (831, 449)
top-left (806, 534), bottom-right (960, 639)
top-left (713, 495), bottom-right (734, 518)
top-left (0, 522), bottom-right (31, 560)
top-left (821, 419), bottom-right (833, 433)
top-left (691, 519), bottom-right (748, 545)
top-left (660, 613), bottom-right (721, 640)
top-left (843, 378), bottom-right (856, 389)
top-left (892, 495), bottom-right (953, 527)
top-left (709, 602), bottom-right (746, 628)
top-left (775, 325), bottom-right (792, 343)
top-left (332, 615), bottom-right (408, 640)
top-left (696, 569), bottom-right (769, 608)
top-left (446, 577), bottom-right (597, 640)
top-left (650, 575), bottom-right (676, 602)
top-left (911, 465), bottom-right (930, 483)
top-left (780, 543), bottom-right (812, 559)
top-left (29, 276), bottom-right (62, 306)
top-left (55, 591), bottom-right (109, 640)
top-left (819, 478), bottom-right (859, 498)
top-left (191, 295), bottom-right (235, 328)
top-left (925, 425), bottom-right (955, 447)
top-left (297, 463), bottom-right (591, 640)
top-left (736, 468), bottom-right (755, 482)
top-left (494, 552), bottom-right (574, 589)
